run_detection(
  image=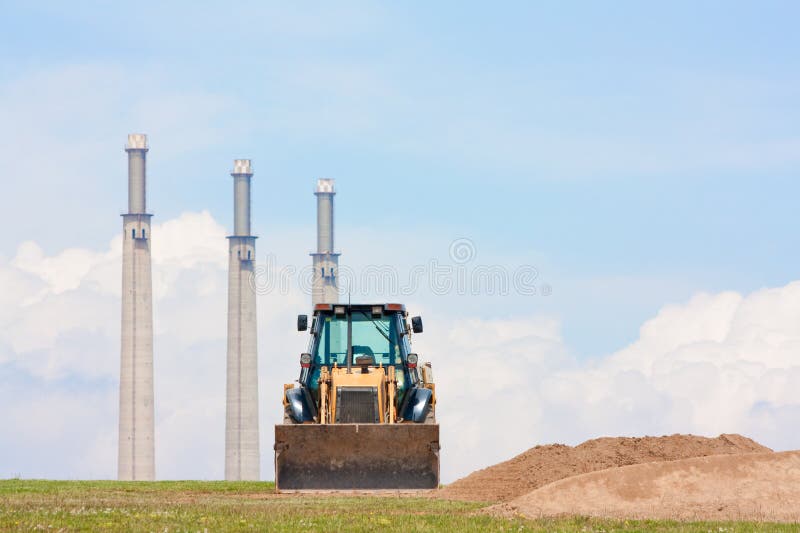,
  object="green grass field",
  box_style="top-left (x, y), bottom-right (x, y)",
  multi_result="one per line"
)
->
top-left (0, 480), bottom-right (795, 532)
